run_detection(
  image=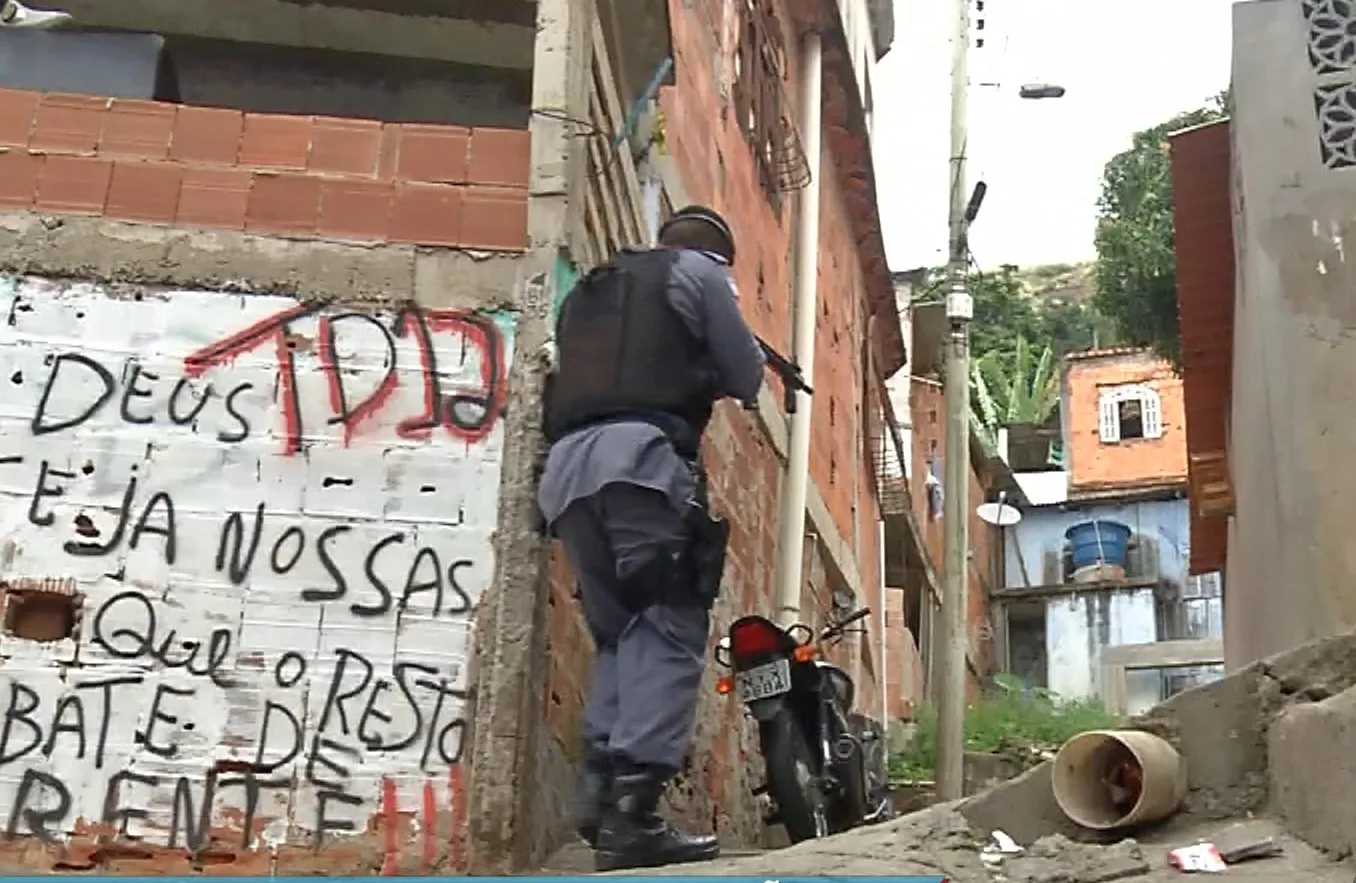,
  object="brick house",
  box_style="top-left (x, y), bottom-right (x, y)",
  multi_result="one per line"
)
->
top-left (997, 348), bottom-right (1225, 715)
top-left (881, 286), bottom-right (1016, 722)
top-left (540, 0), bottom-right (905, 853)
